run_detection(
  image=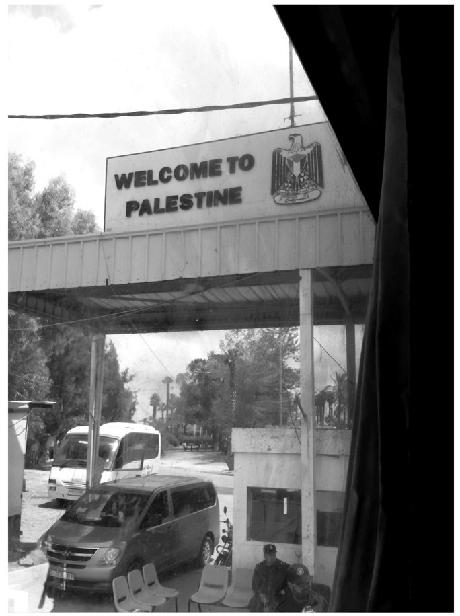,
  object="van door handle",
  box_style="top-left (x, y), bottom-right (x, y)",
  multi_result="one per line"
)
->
top-left (135, 475), bottom-right (141, 477)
